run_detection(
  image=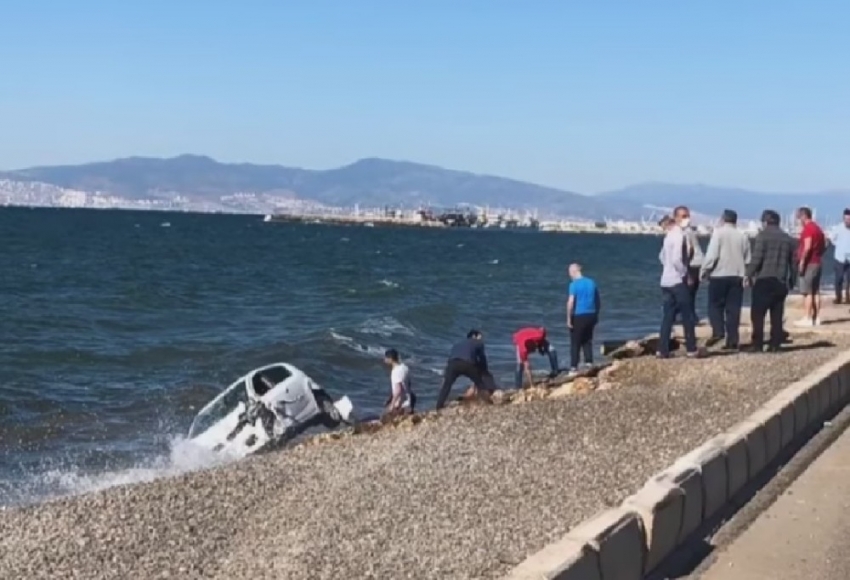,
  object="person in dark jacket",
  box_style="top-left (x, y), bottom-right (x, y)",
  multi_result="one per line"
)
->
top-left (435, 330), bottom-right (496, 410)
top-left (745, 209), bottom-right (797, 352)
